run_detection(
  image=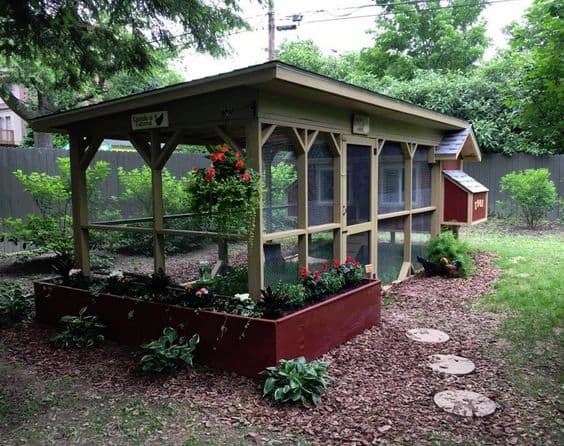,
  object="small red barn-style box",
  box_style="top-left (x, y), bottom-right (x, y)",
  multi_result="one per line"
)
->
top-left (443, 170), bottom-right (488, 225)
